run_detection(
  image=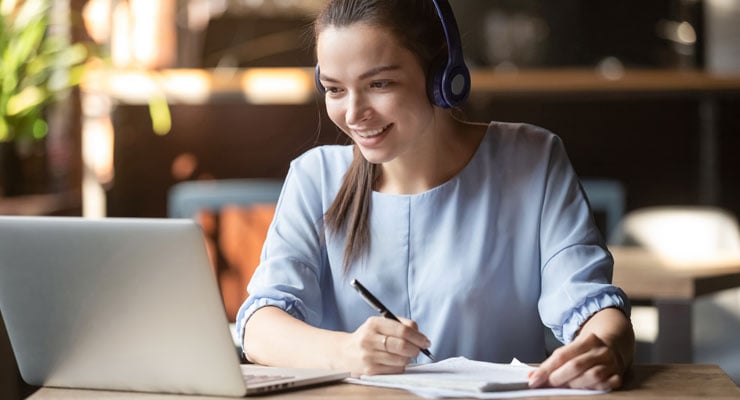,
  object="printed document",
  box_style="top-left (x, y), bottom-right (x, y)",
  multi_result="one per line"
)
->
top-left (347, 357), bottom-right (606, 399)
